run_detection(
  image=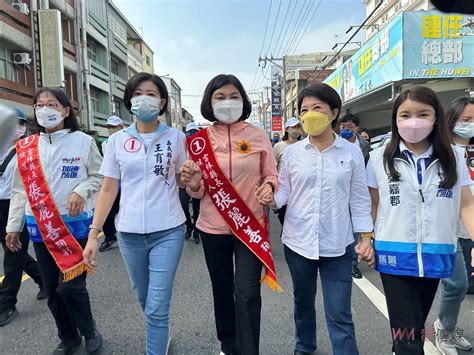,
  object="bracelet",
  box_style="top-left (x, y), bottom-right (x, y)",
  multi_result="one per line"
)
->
top-left (360, 232), bottom-right (374, 239)
top-left (89, 225), bottom-right (103, 233)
